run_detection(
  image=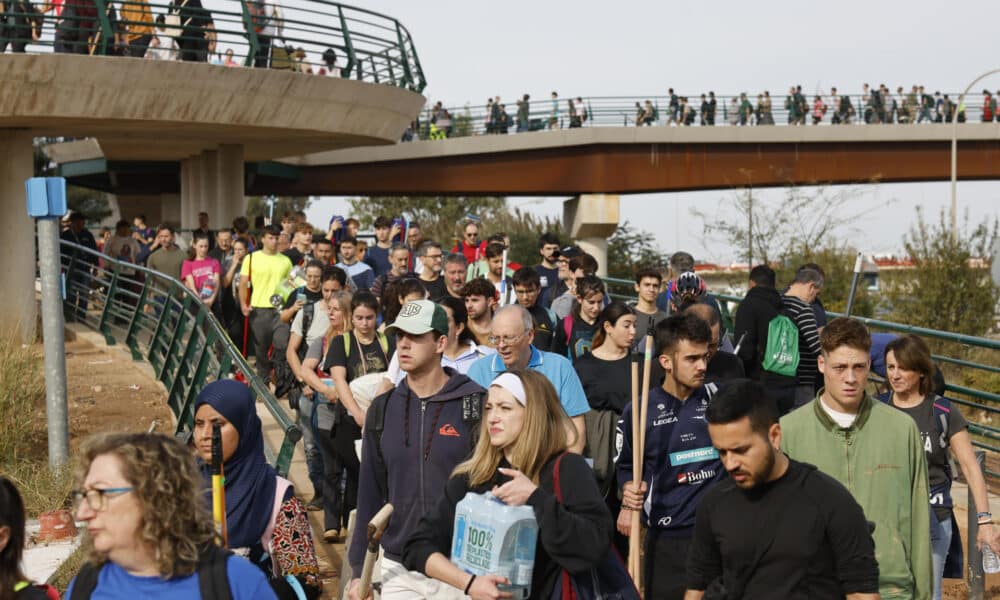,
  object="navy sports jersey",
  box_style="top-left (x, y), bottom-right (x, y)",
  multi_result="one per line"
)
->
top-left (616, 383), bottom-right (724, 536)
